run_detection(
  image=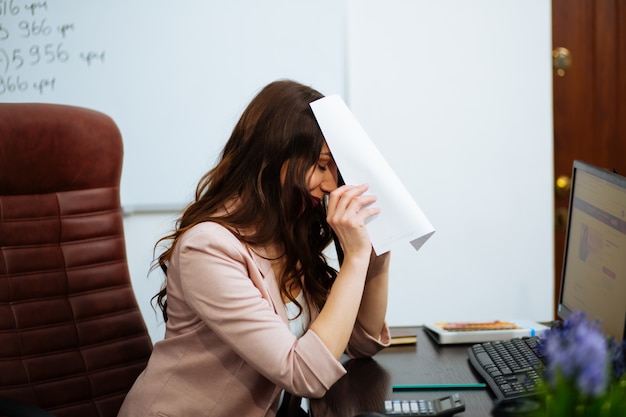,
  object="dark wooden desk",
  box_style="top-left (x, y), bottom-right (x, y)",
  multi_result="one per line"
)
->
top-left (311, 327), bottom-right (495, 417)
